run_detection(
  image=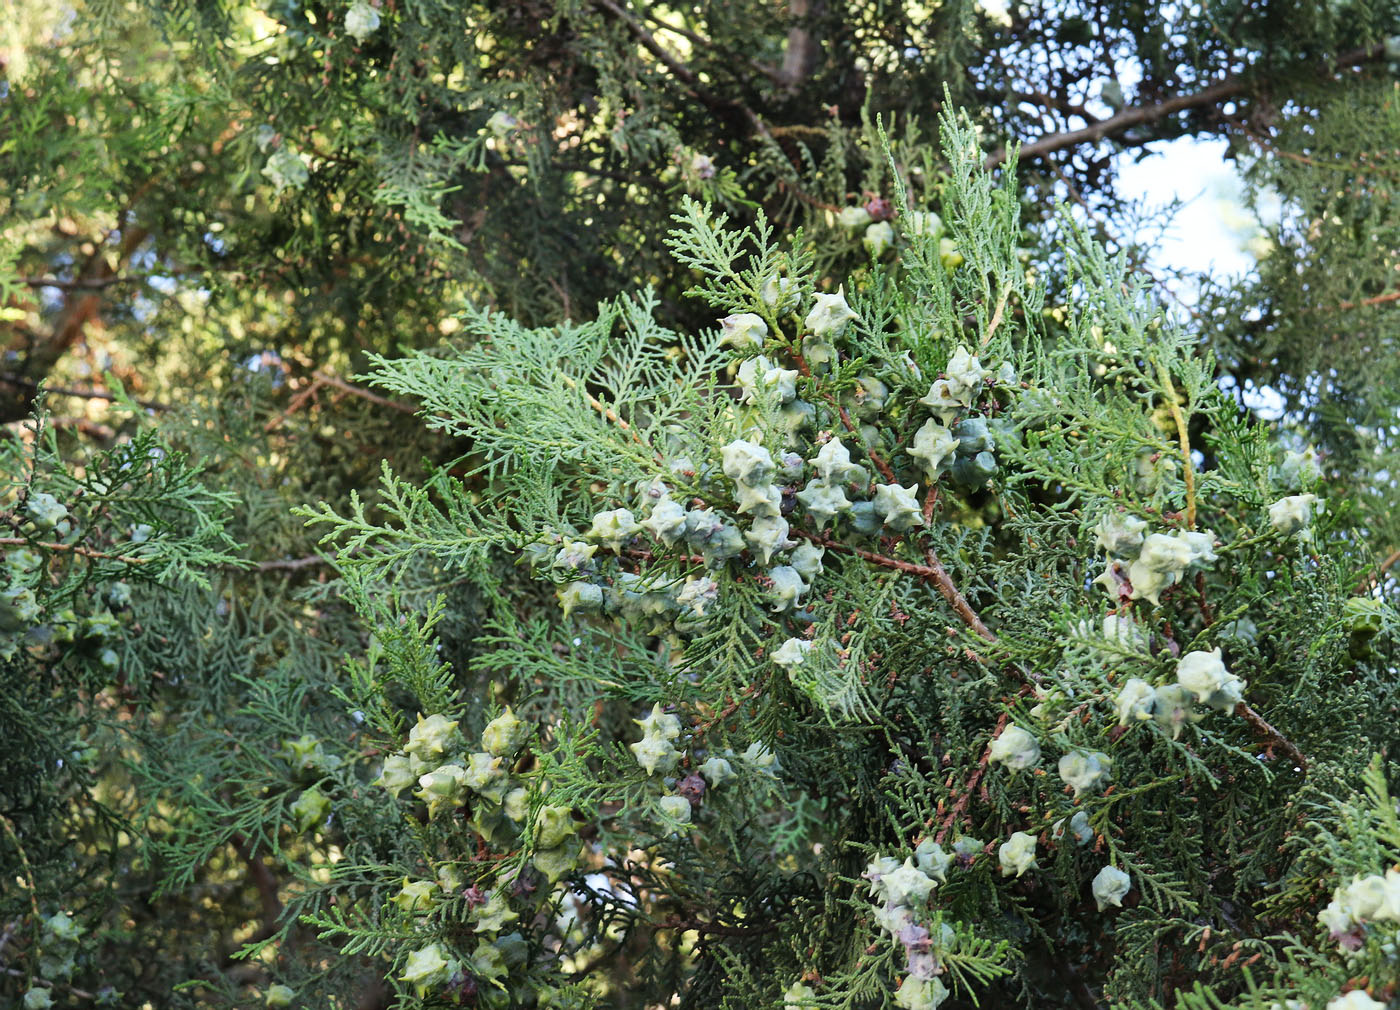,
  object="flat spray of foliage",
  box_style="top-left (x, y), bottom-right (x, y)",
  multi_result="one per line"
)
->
top-left (3, 108), bottom-right (1399, 1010)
